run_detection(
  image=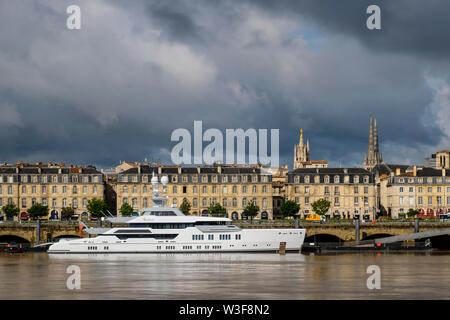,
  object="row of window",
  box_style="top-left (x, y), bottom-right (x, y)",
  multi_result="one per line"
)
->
top-left (399, 196), bottom-right (450, 206)
top-left (395, 177), bottom-right (450, 184)
top-left (293, 197), bottom-right (369, 206)
top-left (0, 197), bottom-right (92, 208)
top-left (121, 185), bottom-right (269, 195)
top-left (122, 197), bottom-right (269, 208)
top-left (293, 186), bottom-right (369, 194)
top-left (0, 185), bottom-right (98, 195)
top-left (120, 174), bottom-right (269, 184)
top-left (191, 234), bottom-right (242, 241)
top-left (0, 175), bottom-right (101, 184)
top-left (399, 186), bottom-right (450, 193)
top-left (293, 175), bottom-right (370, 184)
